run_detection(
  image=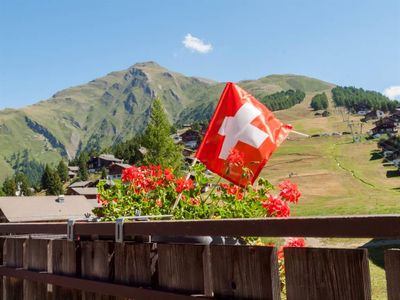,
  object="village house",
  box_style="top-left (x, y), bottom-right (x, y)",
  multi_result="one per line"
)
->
top-left (87, 154), bottom-right (123, 171)
top-left (179, 129), bottom-right (201, 149)
top-left (369, 117), bottom-right (399, 137)
top-left (361, 110), bottom-right (385, 122)
top-left (68, 180), bottom-right (97, 189)
top-left (107, 163), bottom-right (132, 180)
top-left (0, 195), bottom-right (96, 222)
top-left (66, 187), bottom-right (98, 200)
top-left (68, 166), bottom-right (79, 179)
